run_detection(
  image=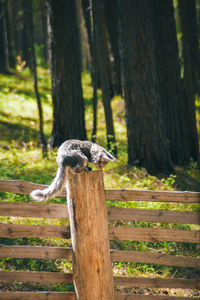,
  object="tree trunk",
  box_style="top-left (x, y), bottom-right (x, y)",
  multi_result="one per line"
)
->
top-left (82, 0), bottom-right (98, 142)
top-left (40, 0), bottom-right (49, 67)
top-left (27, 0), bottom-right (47, 157)
top-left (4, 0), bottom-right (15, 68)
top-left (8, 0), bottom-right (21, 58)
top-left (178, 0), bottom-right (199, 162)
top-left (92, 0), bottom-right (117, 155)
top-left (47, 0), bottom-right (87, 147)
top-left (0, 0), bottom-right (8, 73)
top-left (119, 0), bottom-right (172, 174)
top-left (151, 0), bottom-right (187, 164)
top-left (104, 0), bottom-right (122, 95)
top-left (22, 0), bottom-right (32, 68)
